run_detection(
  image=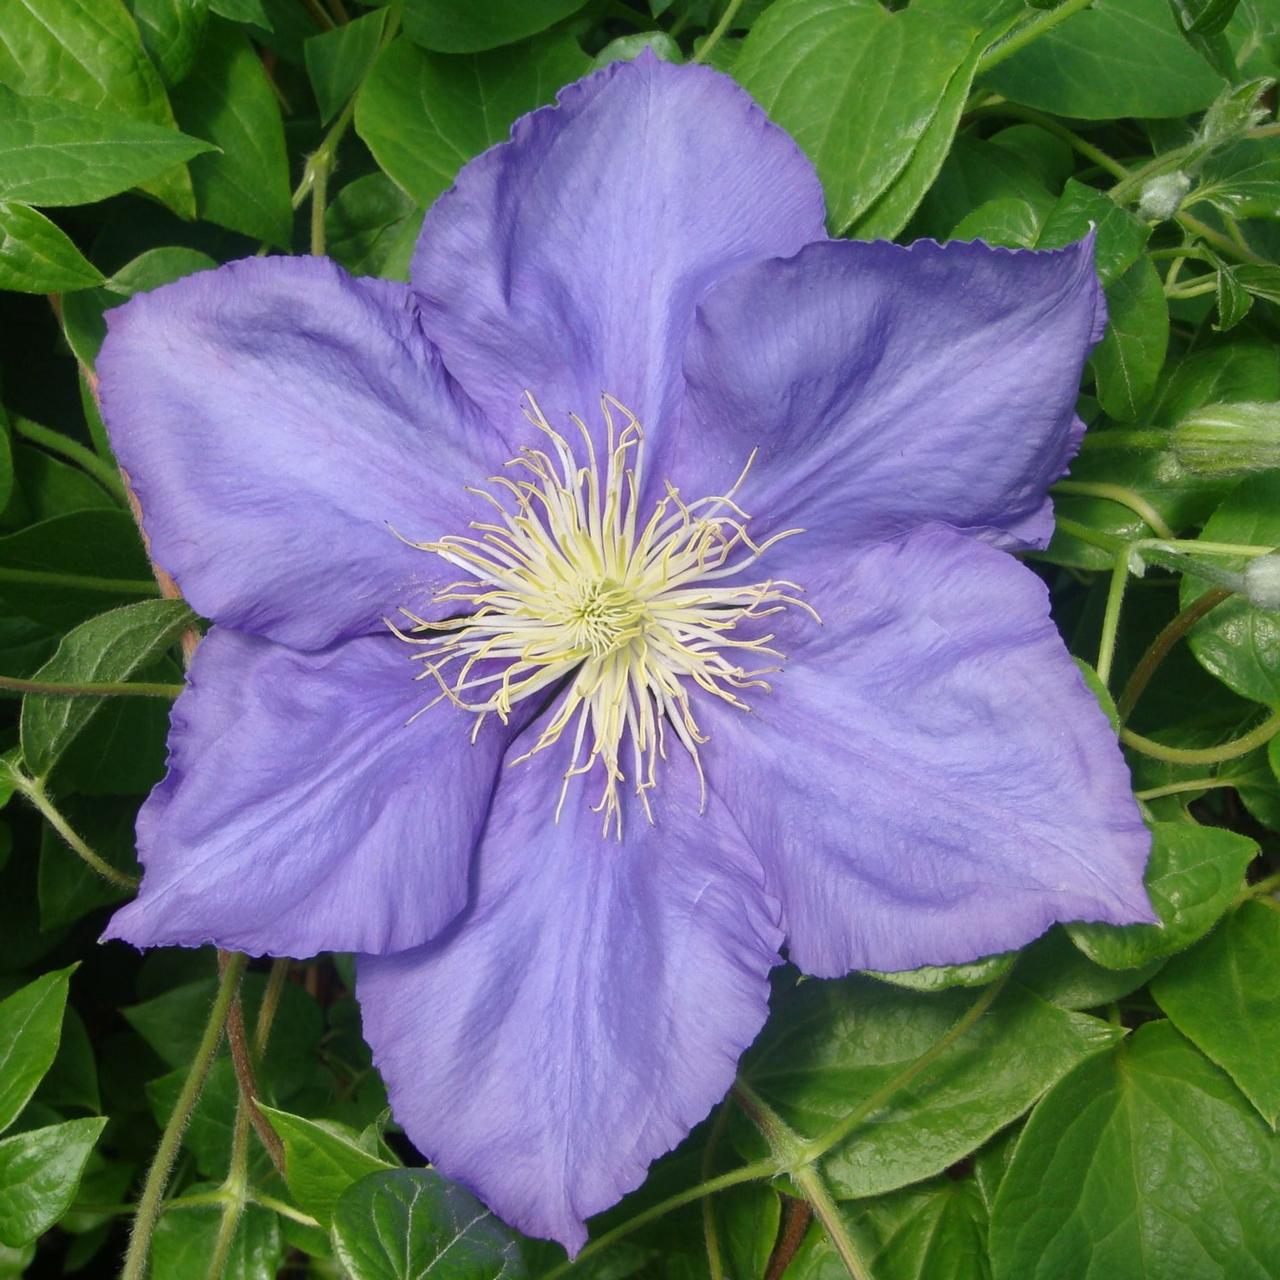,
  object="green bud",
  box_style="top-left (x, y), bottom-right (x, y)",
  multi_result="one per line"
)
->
top-left (1244, 555), bottom-right (1280, 612)
top-left (1138, 172), bottom-right (1191, 222)
top-left (1172, 402), bottom-right (1280, 474)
